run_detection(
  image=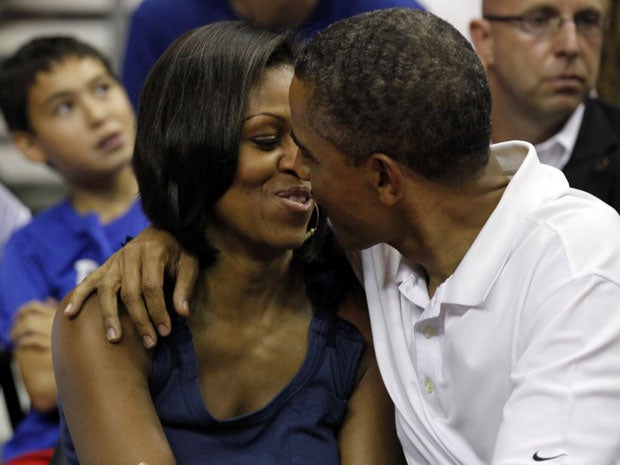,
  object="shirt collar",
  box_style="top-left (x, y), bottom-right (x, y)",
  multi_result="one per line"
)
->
top-left (441, 141), bottom-right (569, 307)
top-left (535, 103), bottom-right (585, 170)
top-left (390, 141), bottom-right (570, 309)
